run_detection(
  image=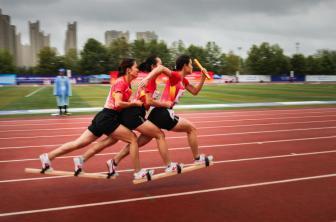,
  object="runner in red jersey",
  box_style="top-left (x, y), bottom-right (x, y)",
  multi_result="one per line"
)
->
top-left (39, 59), bottom-right (154, 180)
top-left (112, 55), bottom-right (213, 170)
